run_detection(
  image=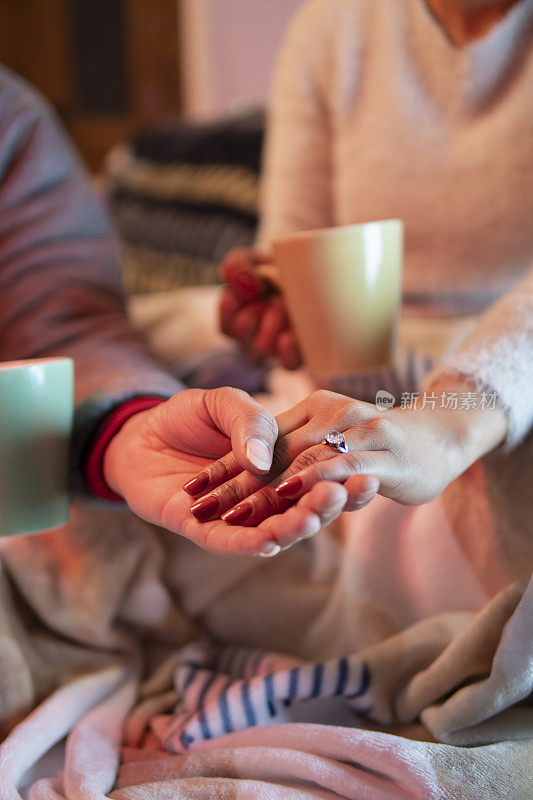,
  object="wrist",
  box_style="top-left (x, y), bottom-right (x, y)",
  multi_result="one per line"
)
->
top-left (428, 374), bottom-right (508, 463)
top-left (102, 411), bottom-right (144, 499)
top-left (85, 397), bottom-right (165, 501)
